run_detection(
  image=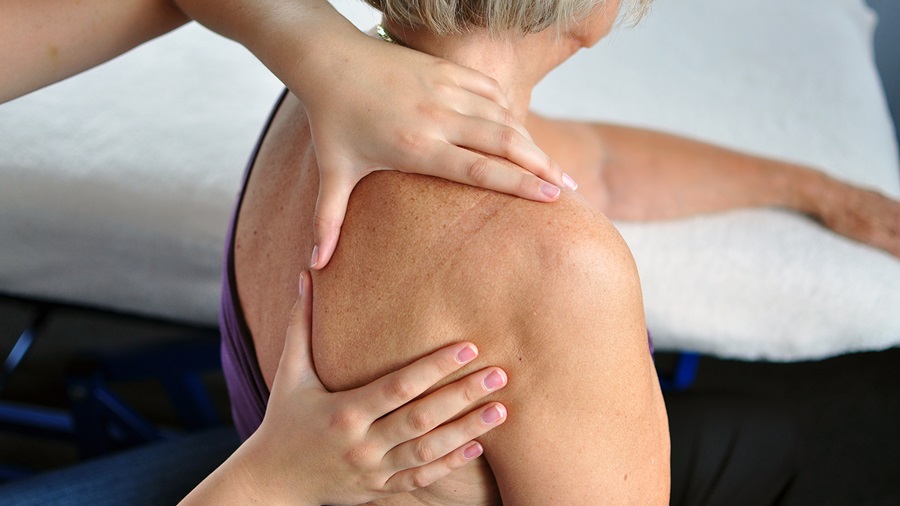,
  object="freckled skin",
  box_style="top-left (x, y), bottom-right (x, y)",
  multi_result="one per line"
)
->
top-left (236, 94), bottom-right (670, 505)
top-left (236, 3), bottom-right (672, 503)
